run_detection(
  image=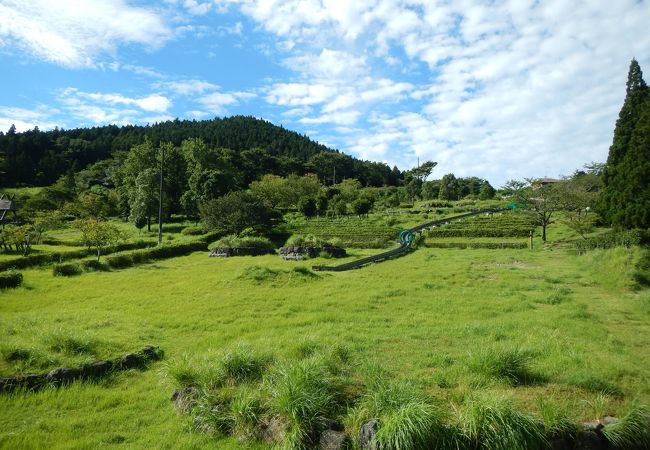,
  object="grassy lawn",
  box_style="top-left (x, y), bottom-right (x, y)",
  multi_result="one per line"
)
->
top-left (1, 238), bottom-right (649, 448)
